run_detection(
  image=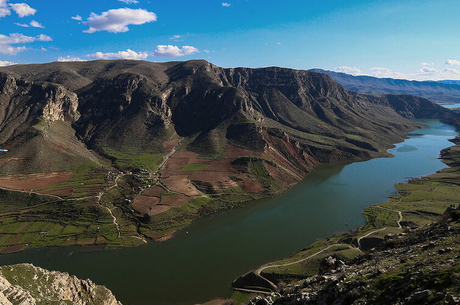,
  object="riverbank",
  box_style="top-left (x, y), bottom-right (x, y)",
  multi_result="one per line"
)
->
top-left (231, 134), bottom-right (460, 304)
